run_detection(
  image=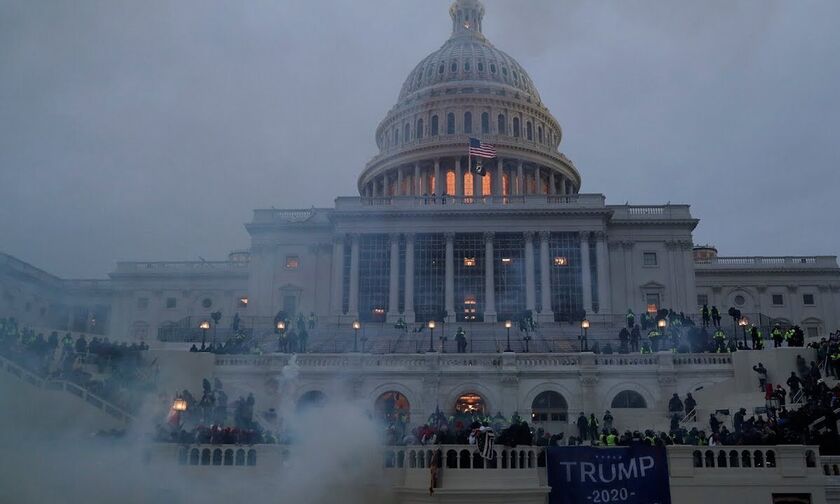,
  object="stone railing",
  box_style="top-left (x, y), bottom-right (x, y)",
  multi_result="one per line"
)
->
top-left (113, 261), bottom-right (249, 274)
top-left (672, 354), bottom-right (733, 367)
top-left (0, 353), bottom-right (133, 423)
top-left (608, 204), bottom-right (694, 221)
top-left (695, 256), bottom-right (838, 269)
top-left (334, 193), bottom-right (606, 210)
